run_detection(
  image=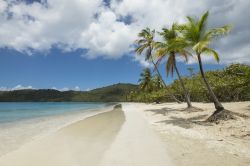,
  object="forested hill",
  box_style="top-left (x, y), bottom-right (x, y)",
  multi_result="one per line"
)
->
top-left (0, 83), bottom-right (138, 102)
